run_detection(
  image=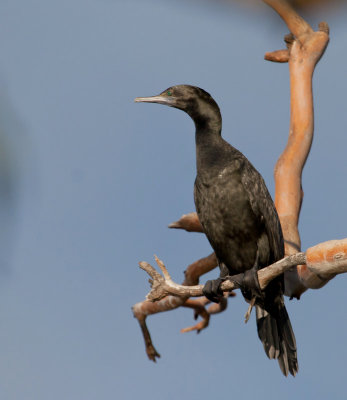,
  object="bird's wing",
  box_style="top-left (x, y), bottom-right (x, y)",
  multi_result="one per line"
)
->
top-left (240, 160), bottom-right (284, 262)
